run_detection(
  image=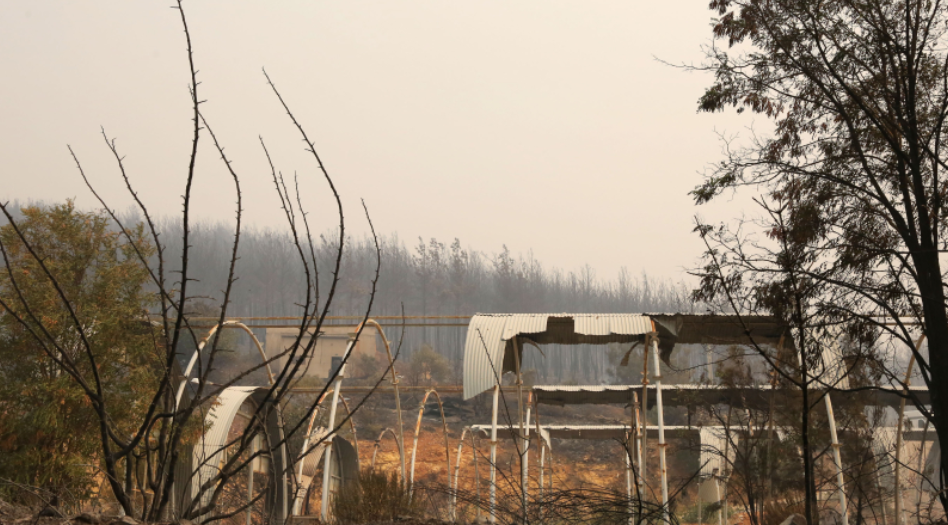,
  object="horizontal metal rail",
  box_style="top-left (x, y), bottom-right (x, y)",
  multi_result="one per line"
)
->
top-left (287, 385), bottom-right (513, 395)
